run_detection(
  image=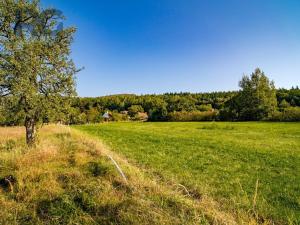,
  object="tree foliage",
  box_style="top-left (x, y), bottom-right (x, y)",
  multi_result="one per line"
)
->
top-left (236, 68), bottom-right (277, 120)
top-left (0, 0), bottom-right (77, 145)
top-left (59, 70), bottom-right (299, 123)
top-left (128, 105), bottom-right (144, 117)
